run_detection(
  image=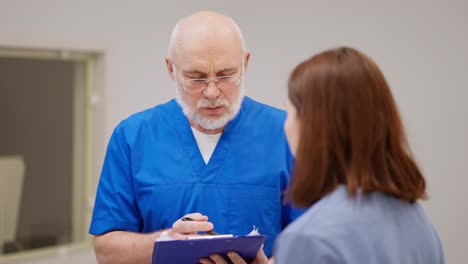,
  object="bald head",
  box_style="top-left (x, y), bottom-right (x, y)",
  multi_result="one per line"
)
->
top-left (168, 11), bottom-right (246, 61)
